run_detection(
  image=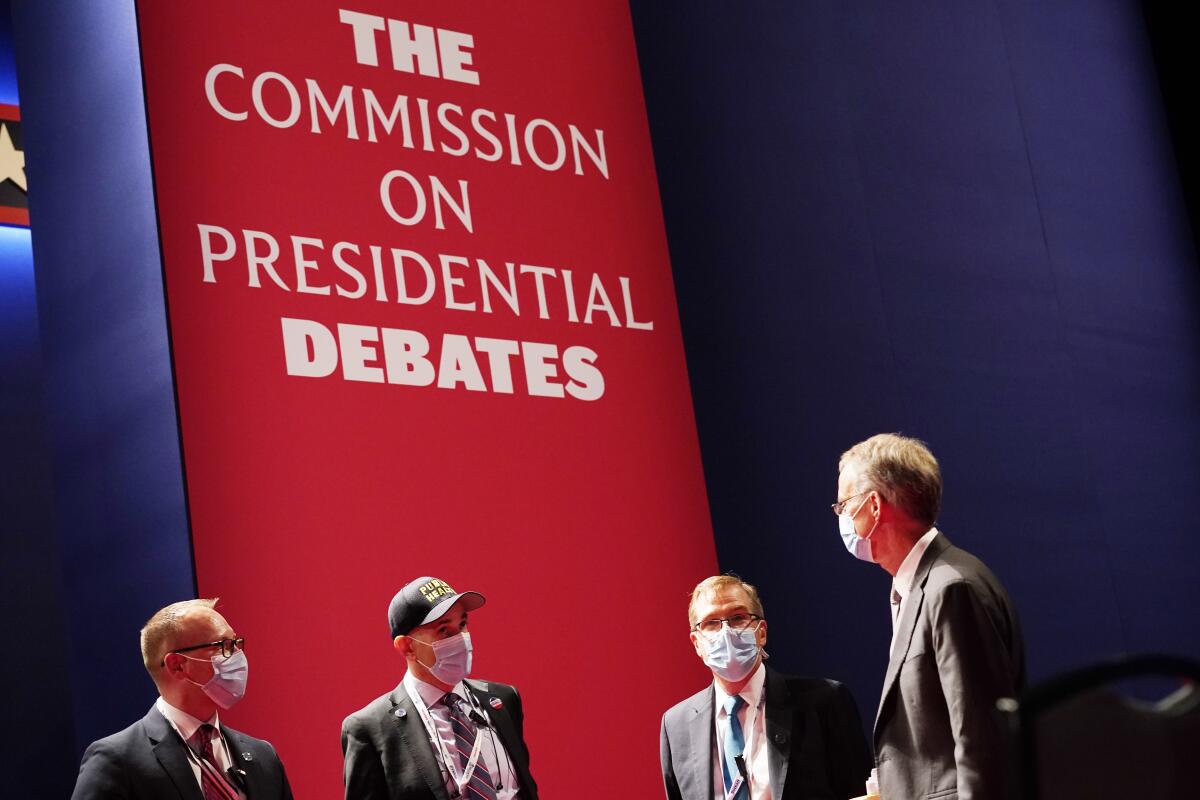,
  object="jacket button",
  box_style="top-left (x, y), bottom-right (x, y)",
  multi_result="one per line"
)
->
top-left (775, 733), bottom-right (787, 744)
